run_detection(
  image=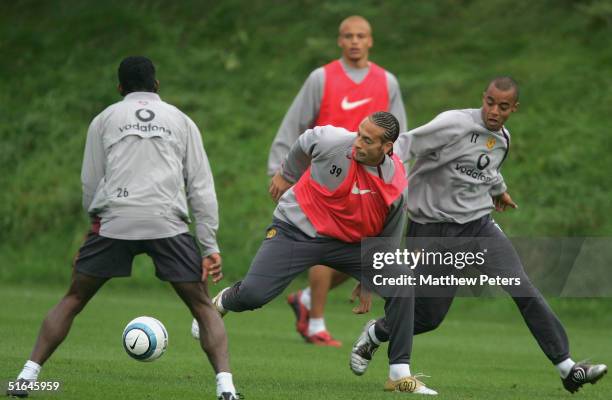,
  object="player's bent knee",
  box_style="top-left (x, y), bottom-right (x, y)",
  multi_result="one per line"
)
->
top-left (427, 317), bottom-right (444, 331)
top-left (414, 310), bottom-right (446, 334)
top-left (235, 287), bottom-right (270, 310)
top-left (415, 318), bottom-right (442, 334)
top-left (62, 293), bottom-right (90, 314)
